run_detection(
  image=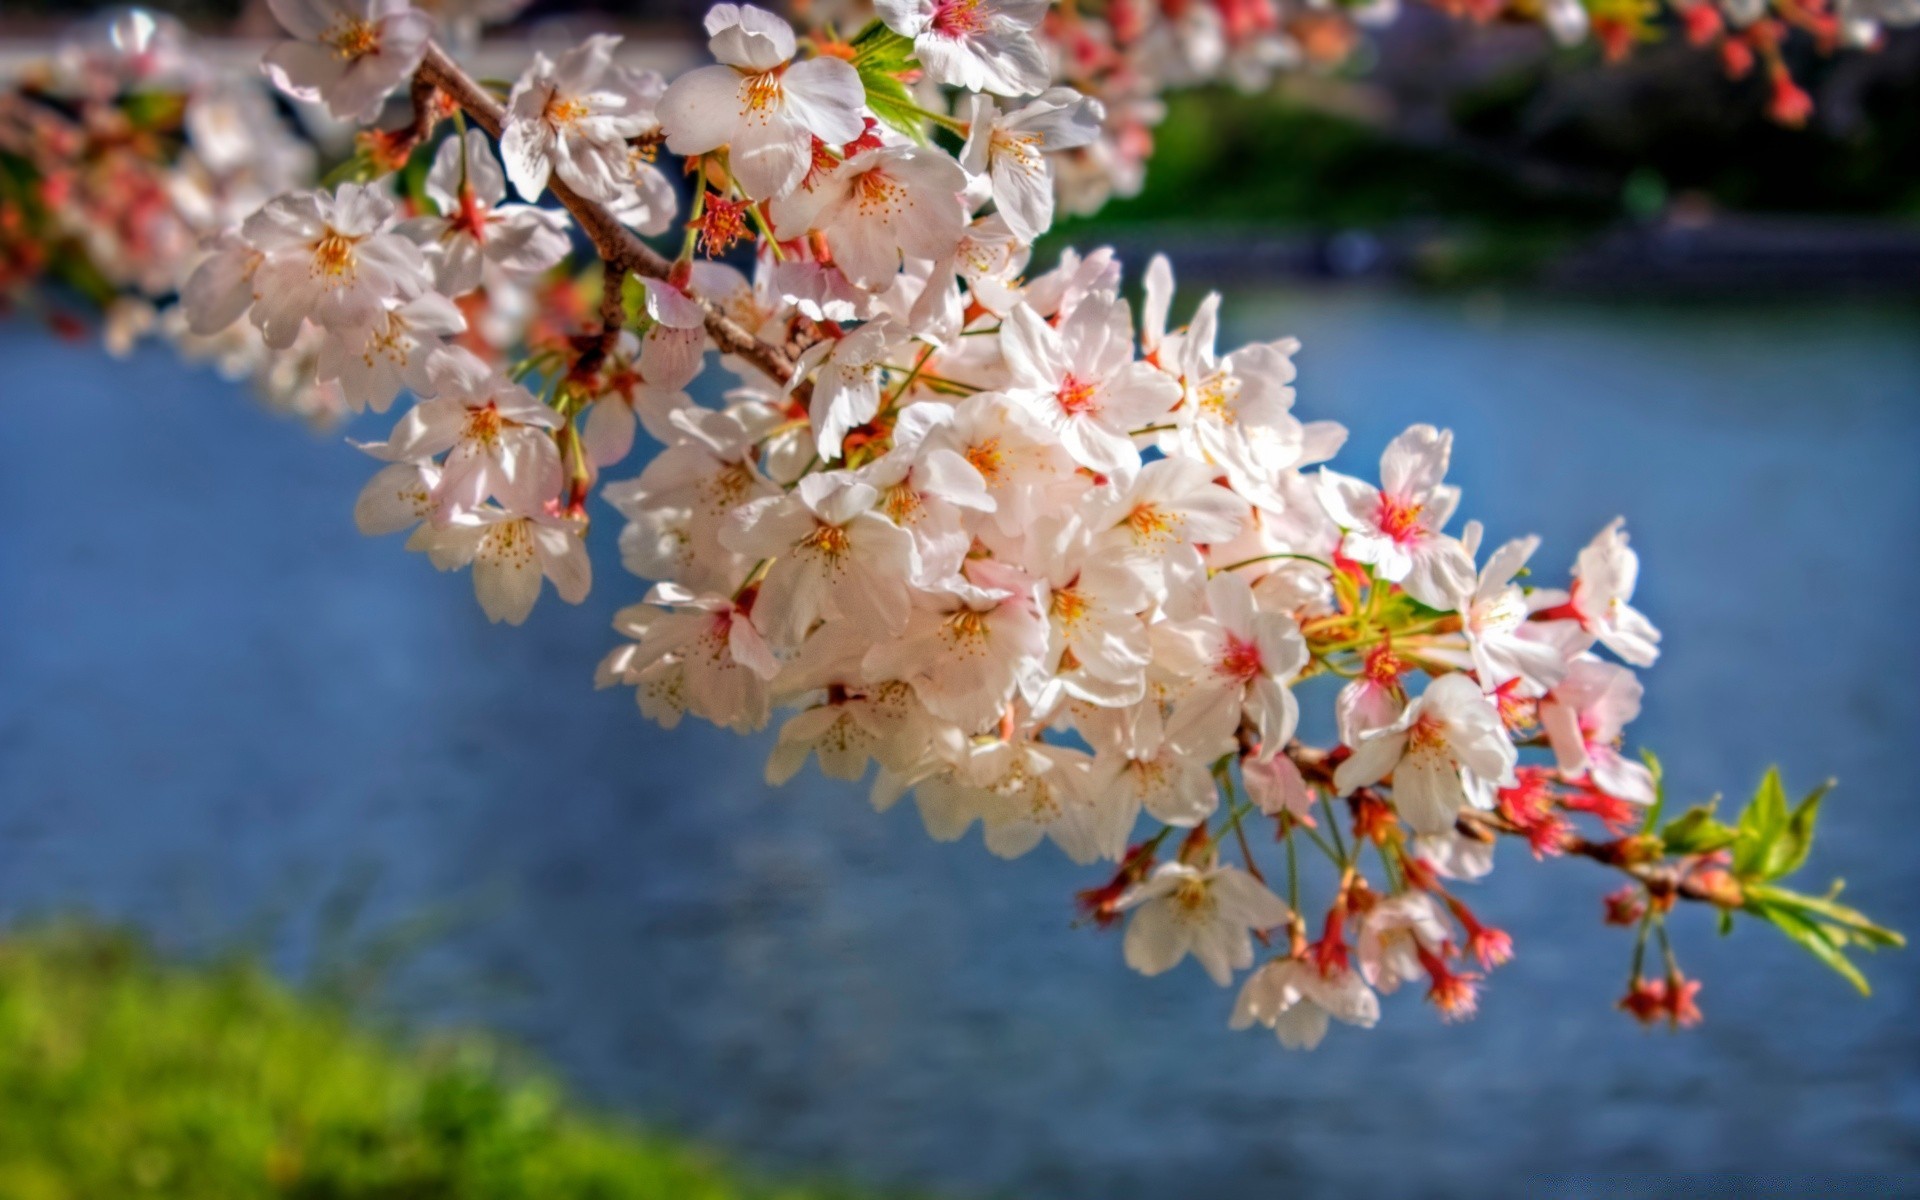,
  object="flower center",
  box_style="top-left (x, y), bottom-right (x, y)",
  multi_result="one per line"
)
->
top-left (993, 130), bottom-right (1045, 174)
top-left (545, 96), bottom-right (592, 127)
top-left (1376, 494), bottom-right (1425, 543)
top-left (882, 482), bottom-right (924, 526)
top-left (1407, 711), bottom-right (1448, 753)
top-left (1125, 502), bottom-right (1177, 544)
top-left (1050, 585), bottom-right (1088, 626)
top-left (479, 518), bottom-right (532, 567)
top-left (324, 17), bottom-right (381, 61)
top-left (1055, 375), bottom-right (1099, 416)
top-left (852, 168), bottom-right (906, 216)
top-left (943, 607), bottom-right (992, 645)
top-left (1173, 876), bottom-right (1216, 916)
top-left (964, 437), bottom-right (1006, 485)
top-left (1218, 635), bottom-right (1263, 681)
top-left (743, 71), bottom-right (783, 114)
top-left (462, 403), bottom-right (502, 446)
top-left (799, 521), bottom-right (852, 559)
top-left (1196, 372), bottom-right (1239, 420)
top-left (931, 0), bottom-right (990, 37)
top-left (311, 228), bottom-right (359, 279)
